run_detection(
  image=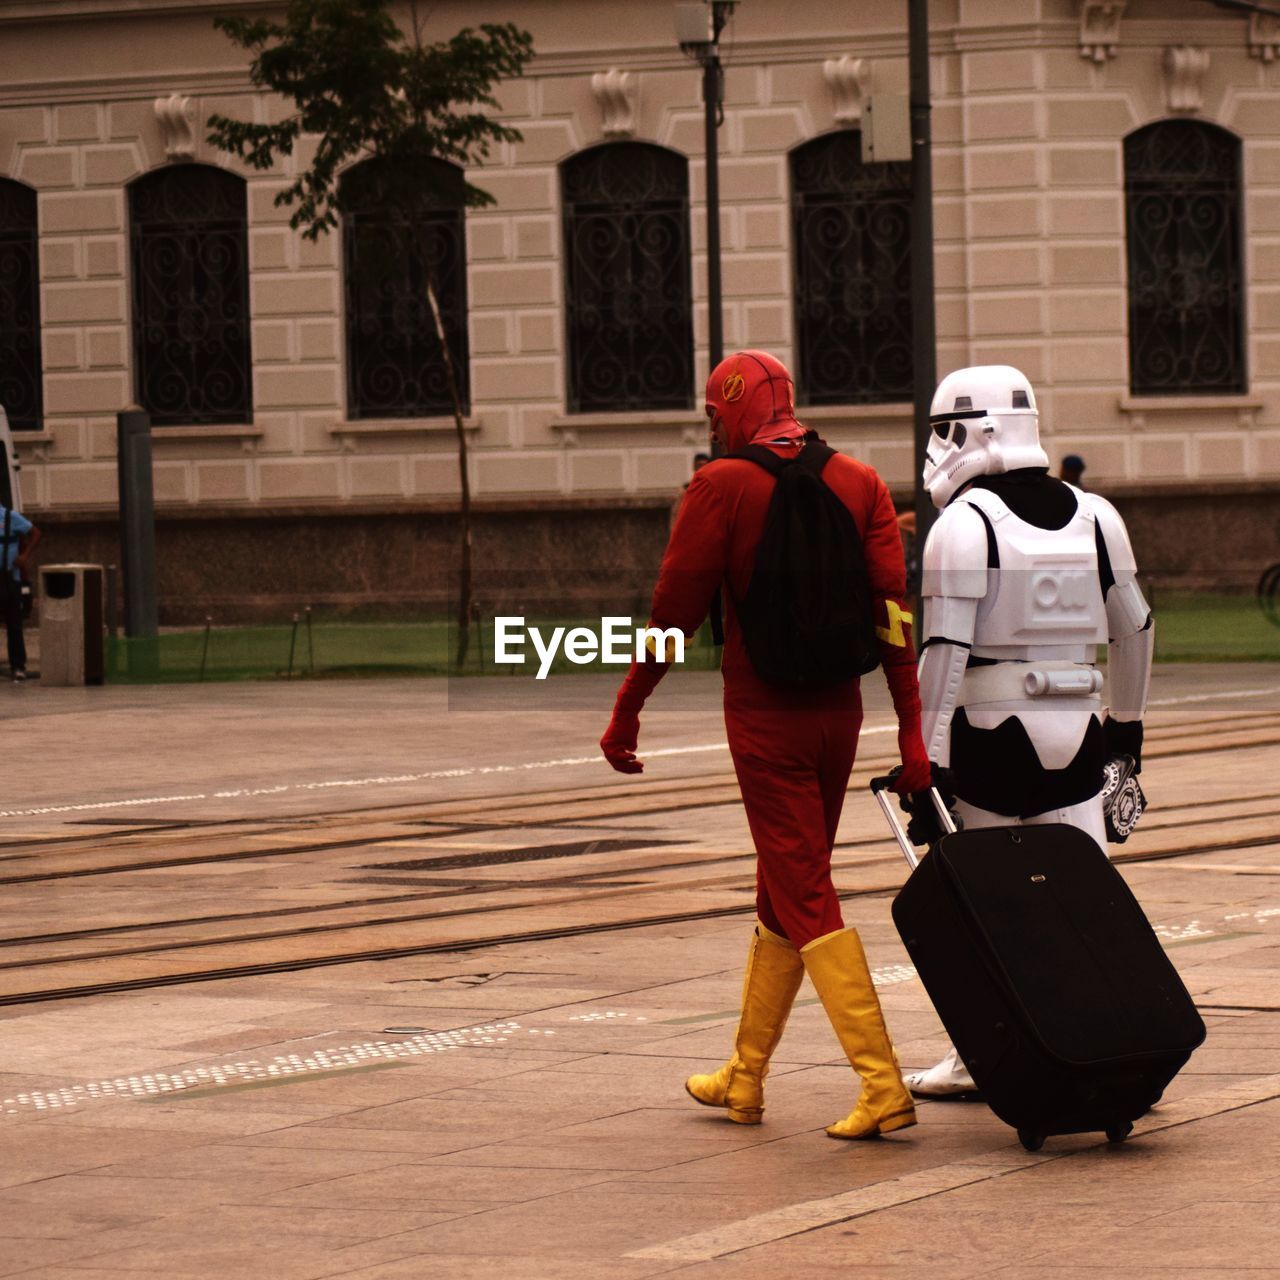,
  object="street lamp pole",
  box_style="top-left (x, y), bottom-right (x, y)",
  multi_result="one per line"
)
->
top-left (703, 43), bottom-right (724, 372)
top-left (909, 0), bottom-right (938, 546)
top-left (677, 1), bottom-right (736, 415)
